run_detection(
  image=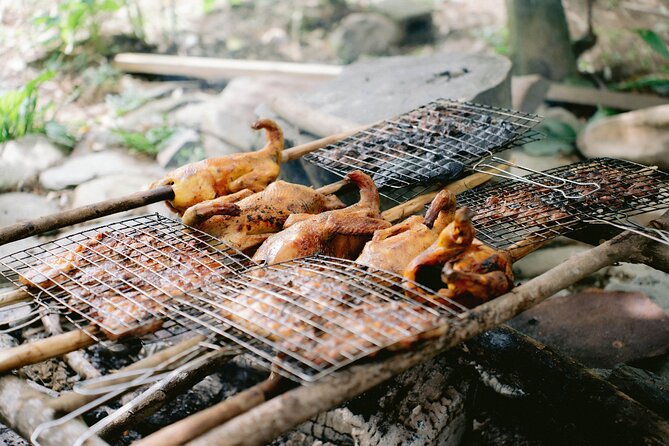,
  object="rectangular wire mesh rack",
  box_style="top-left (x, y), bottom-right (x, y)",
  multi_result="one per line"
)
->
top-left (180, 255), bottom-right (467, 383)
top-left (304, 99), bottom-right (542, 202)
top-left (457, 158), bottom-right (669, 250)
top-left (0, 214), bottom-right (254, 340)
